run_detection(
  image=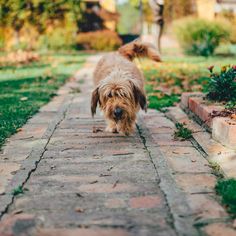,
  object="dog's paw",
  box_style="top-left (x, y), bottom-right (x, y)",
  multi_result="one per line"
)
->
top-left (105, 126), bottom-right (118, 133)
